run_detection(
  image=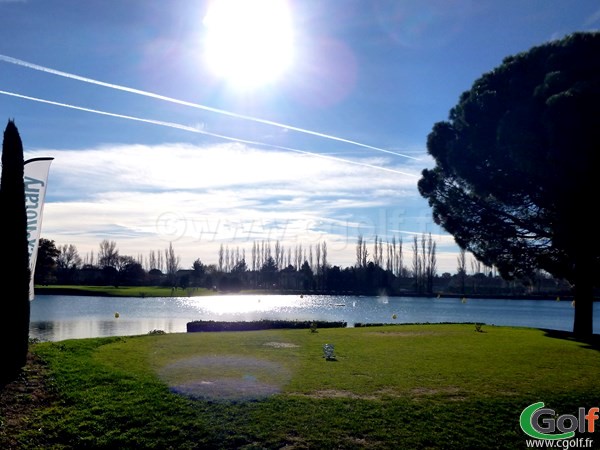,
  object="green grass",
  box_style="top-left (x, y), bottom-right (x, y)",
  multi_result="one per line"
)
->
top-left (34, 285), bottom-right (216, 297)
top-left (7, 324), bottom-right (600, 449)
